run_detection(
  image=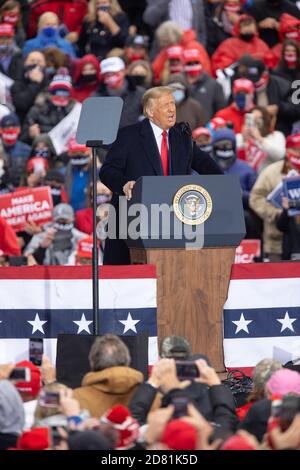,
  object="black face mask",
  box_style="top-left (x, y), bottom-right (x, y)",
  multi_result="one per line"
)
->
top-left (240, 33), bottom-right (255, 42)
top-left (78, 74), bottom-right (98, 85)
top-left (130, 75), bottom-right (146, 87)
top-left (50, 187), bottom-right (62, 206)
